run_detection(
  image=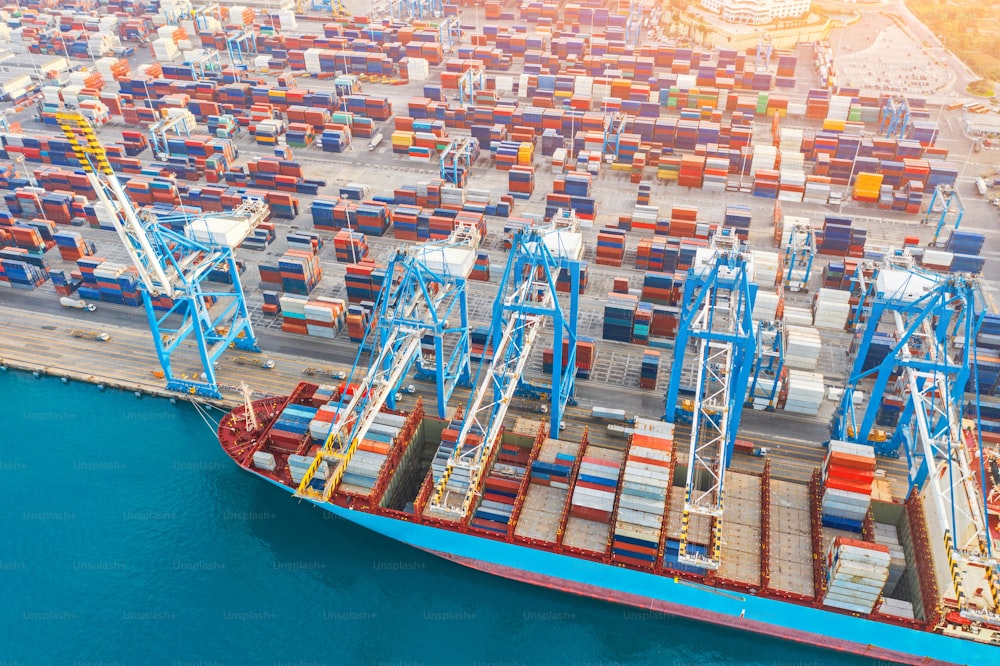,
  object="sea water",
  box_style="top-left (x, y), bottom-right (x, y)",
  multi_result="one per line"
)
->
top-left (0, 371), bottom-right (869, 665)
